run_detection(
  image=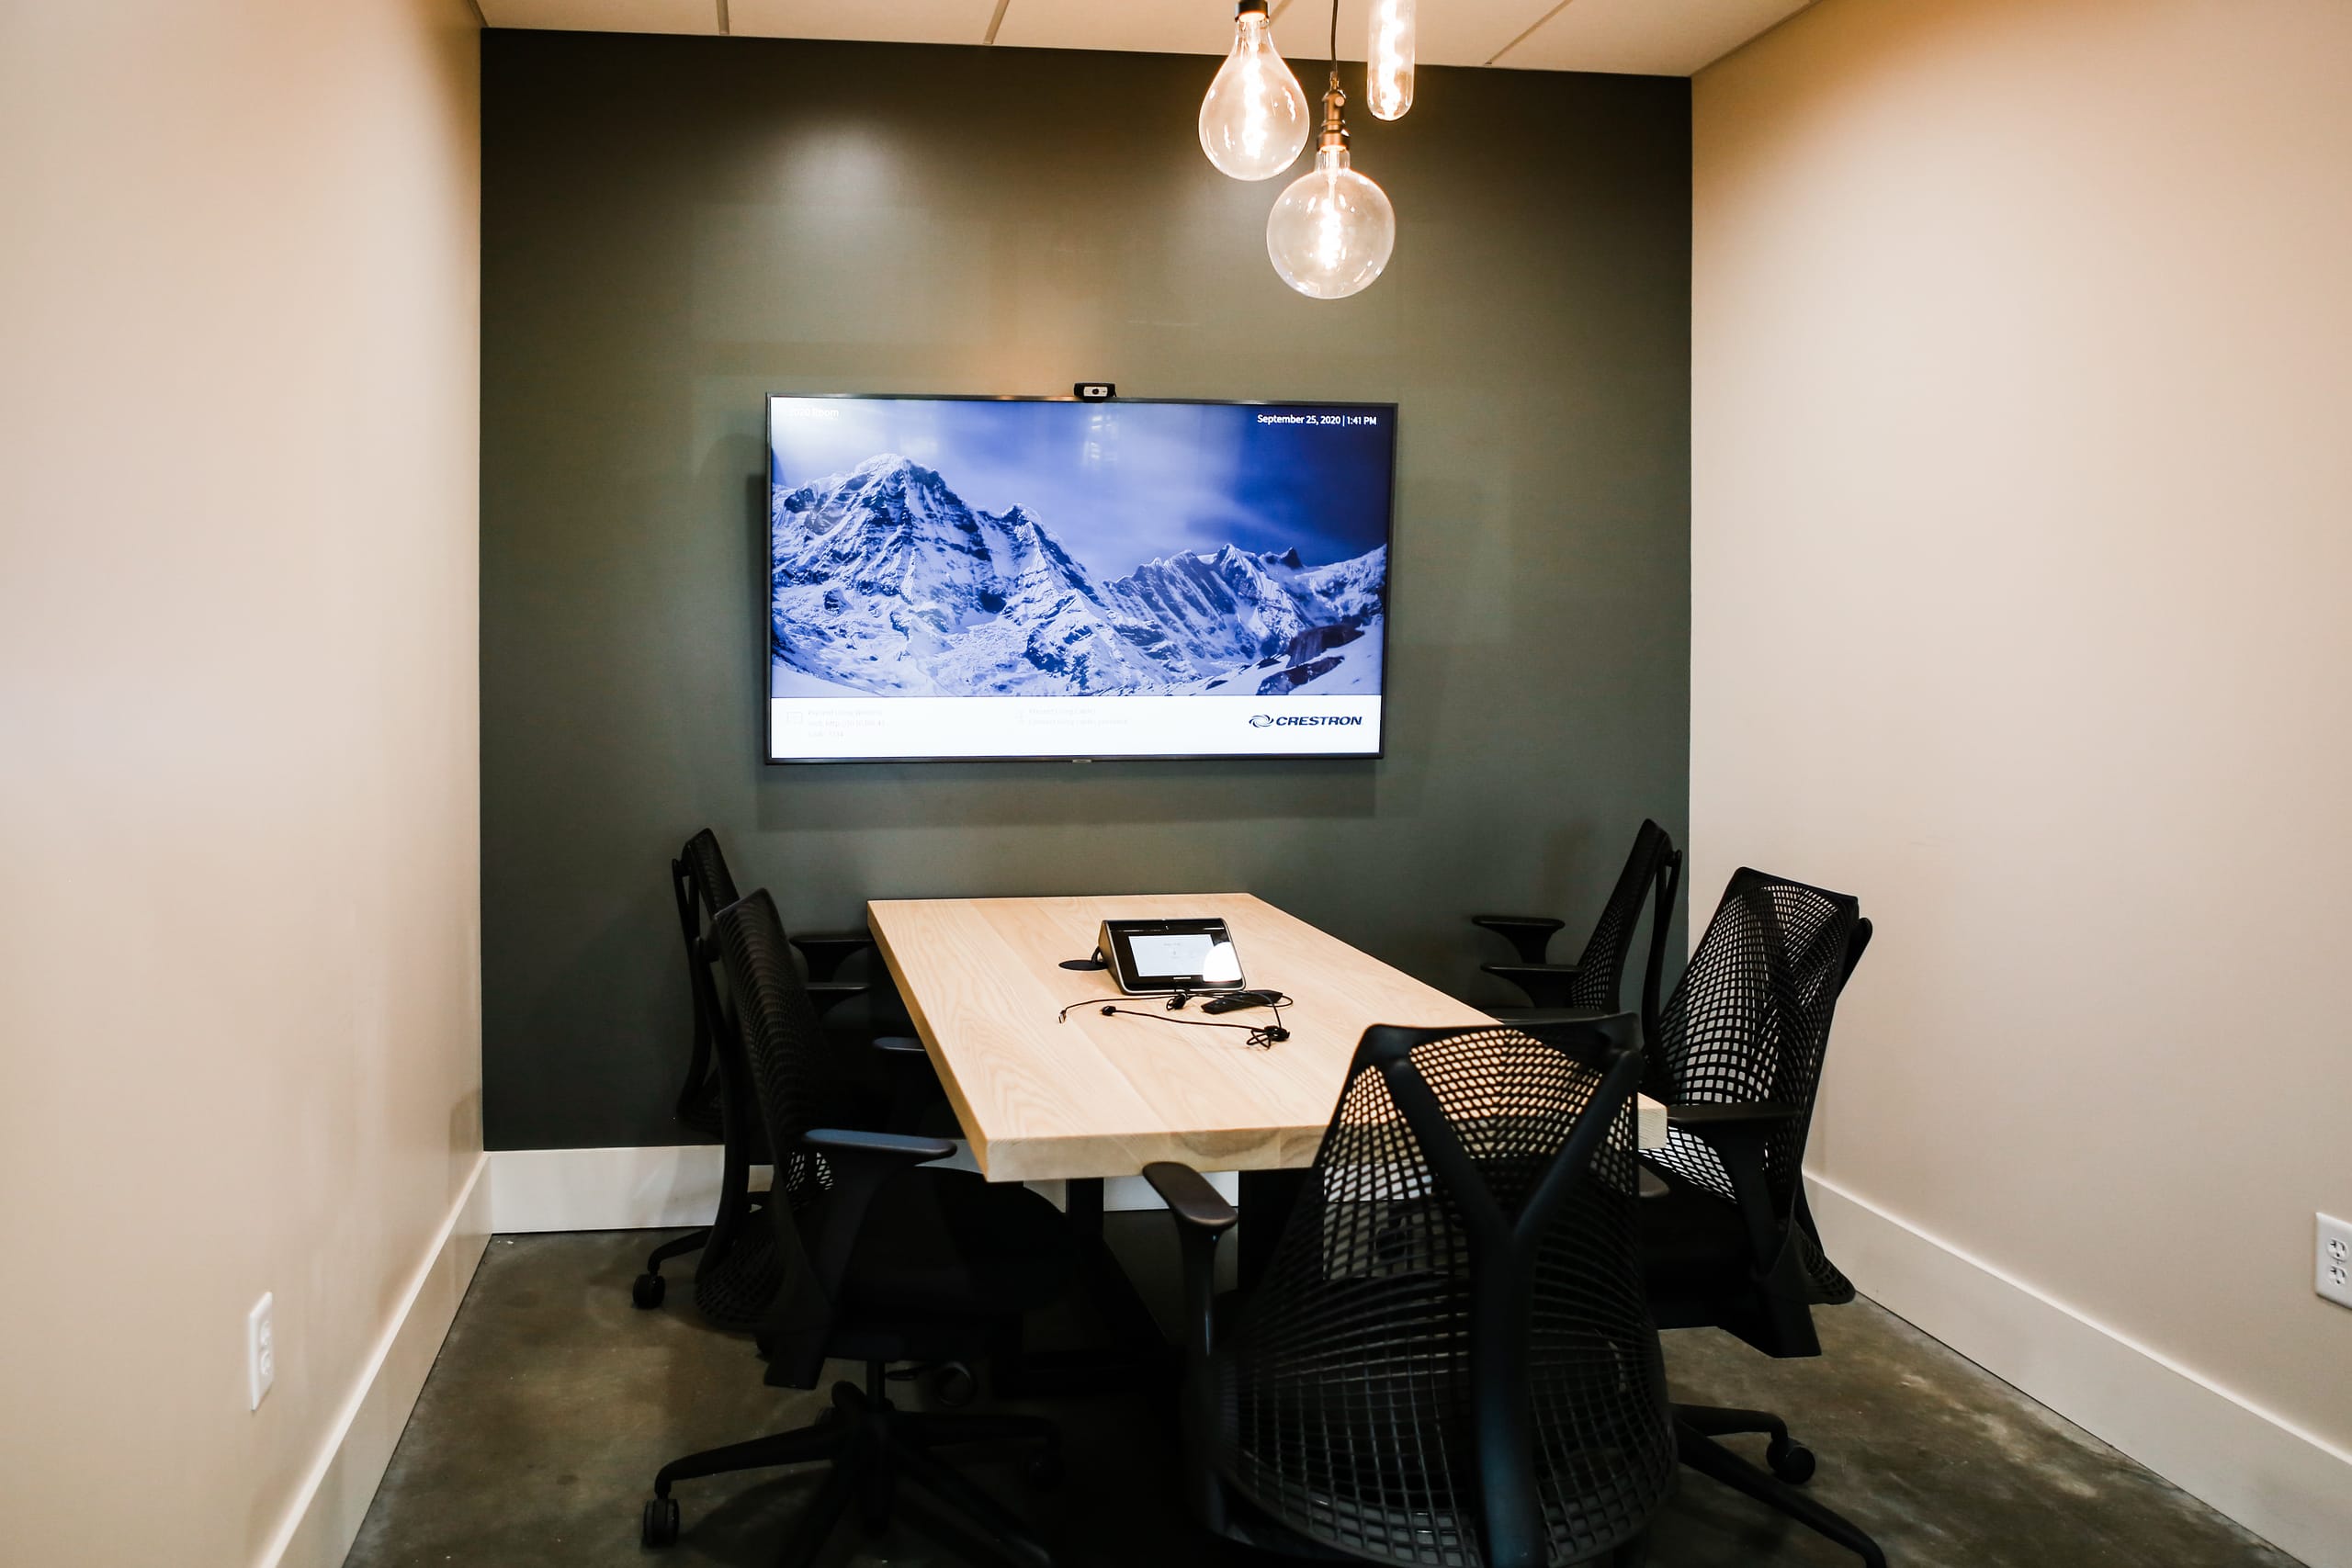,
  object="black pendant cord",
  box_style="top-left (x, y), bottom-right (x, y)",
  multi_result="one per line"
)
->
top-left (1329, 0), bottom-right (1340, 99)
top-left (1056, 991), bottom-right (1294, 1050)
